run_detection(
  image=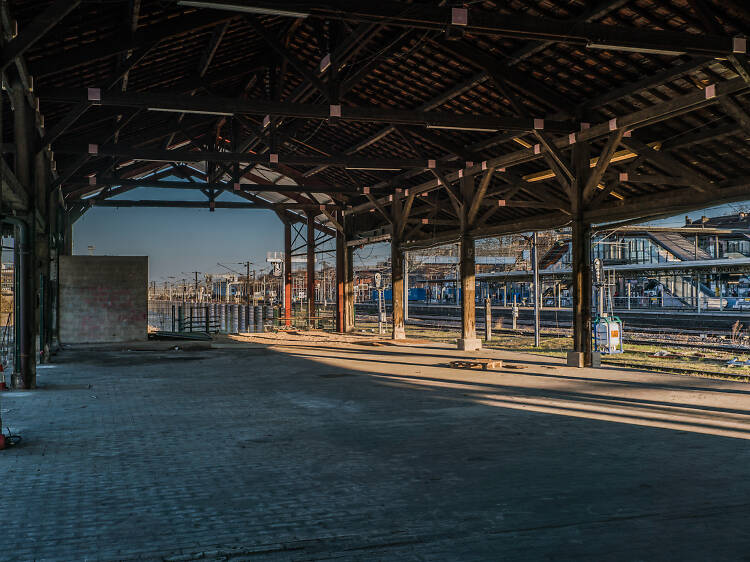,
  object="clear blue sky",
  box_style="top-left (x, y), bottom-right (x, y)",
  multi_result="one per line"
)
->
top-left (73, 186), bottom-right (285, 282)
top-left (72, 180), bottom-right (750, 281)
